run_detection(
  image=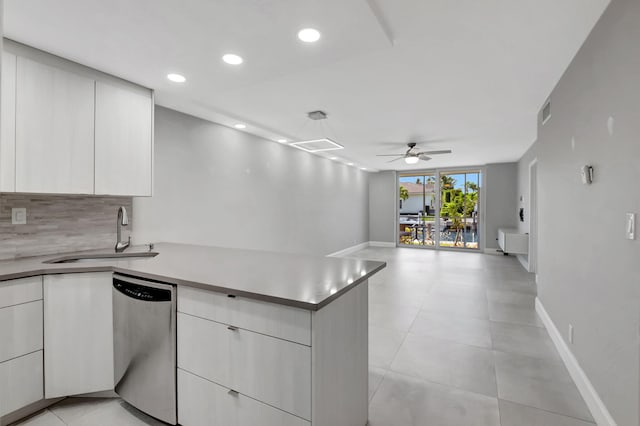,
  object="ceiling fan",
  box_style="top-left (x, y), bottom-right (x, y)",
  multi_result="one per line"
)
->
top-left (376, 142), bottom-right (452, 164)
